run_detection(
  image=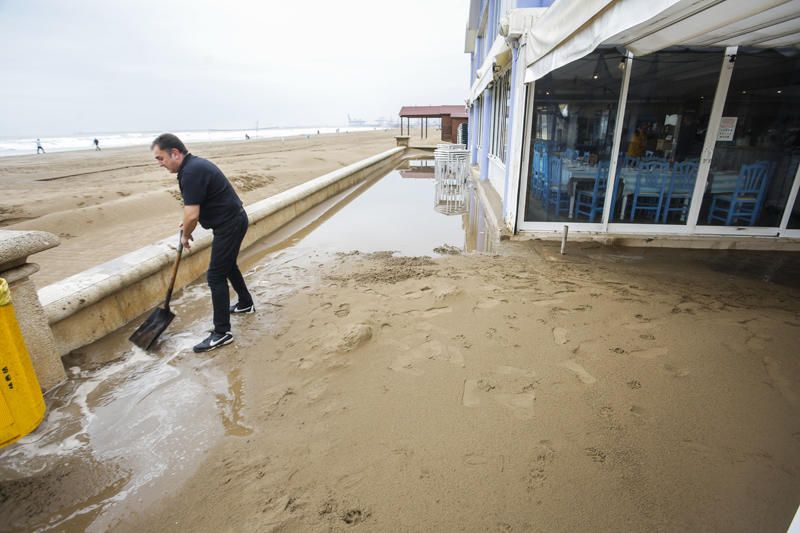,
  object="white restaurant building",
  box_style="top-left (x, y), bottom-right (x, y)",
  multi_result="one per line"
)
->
top-left (465, 0), bottom-right (800, 244)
